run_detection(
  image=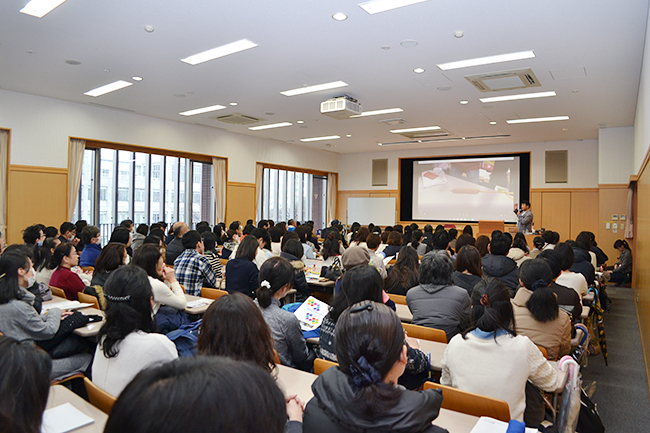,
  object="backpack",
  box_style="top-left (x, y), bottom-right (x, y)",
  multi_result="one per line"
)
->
top-left (166, 319), bottom-right (202, 357)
